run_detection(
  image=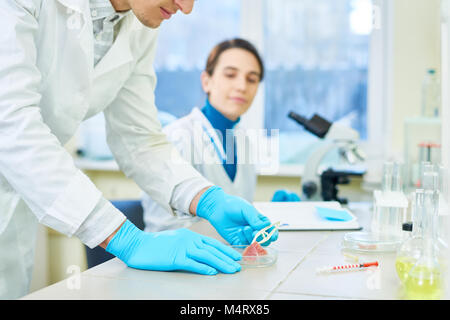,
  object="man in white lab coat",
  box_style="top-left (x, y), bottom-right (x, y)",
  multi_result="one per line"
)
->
top-left (0, 0), bottom-right (277, 299)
